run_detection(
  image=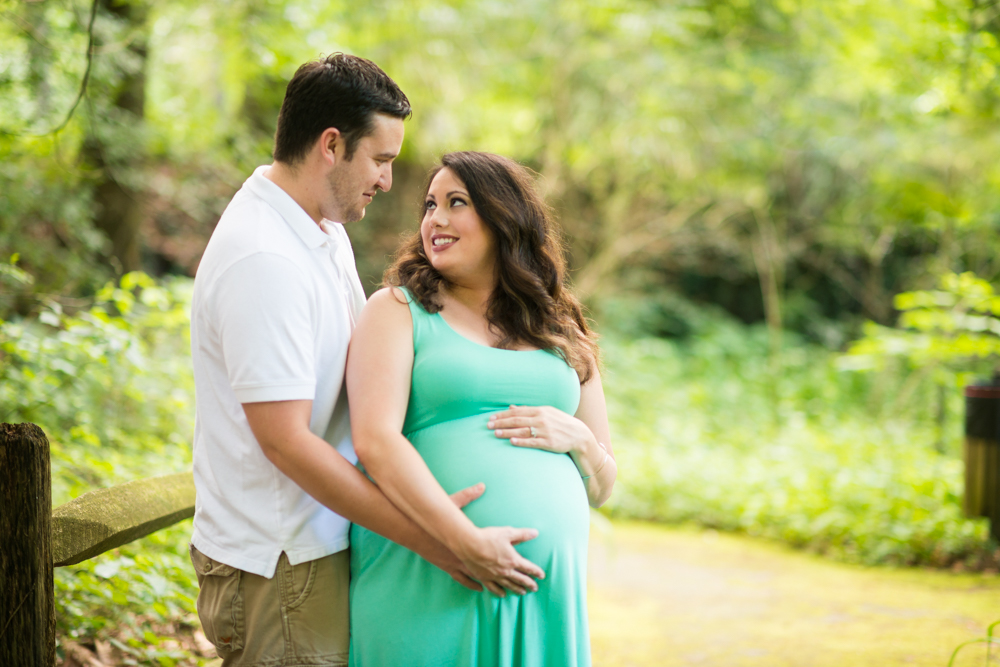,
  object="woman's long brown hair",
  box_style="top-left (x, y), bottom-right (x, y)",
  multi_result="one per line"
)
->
top-left (383, 151), bottom-right (599, 383)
